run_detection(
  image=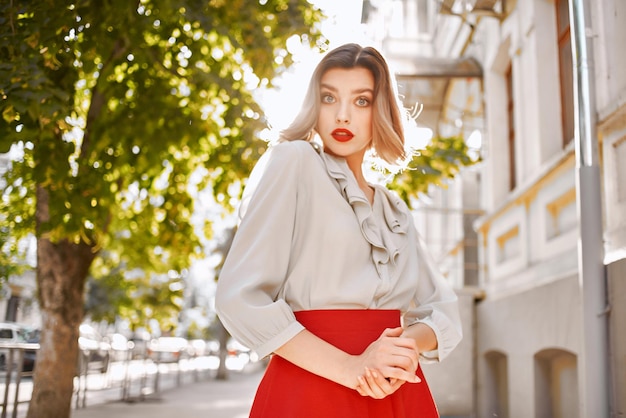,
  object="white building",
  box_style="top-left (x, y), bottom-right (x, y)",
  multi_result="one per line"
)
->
top-left (362, 0), bottom-right (625, 416)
